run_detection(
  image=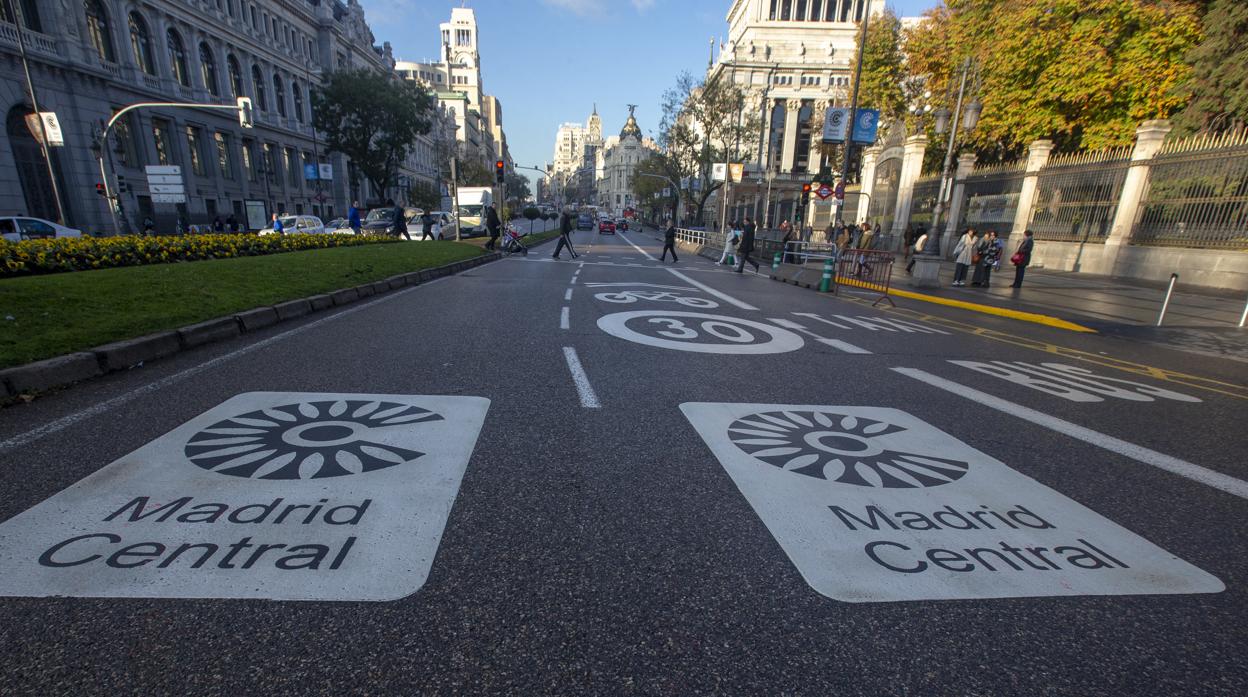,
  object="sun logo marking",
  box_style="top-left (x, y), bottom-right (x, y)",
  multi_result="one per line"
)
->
top-left (727, 410), bottom-right (970, 488)
top-left (184, 400), bottom-right (444, 479)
